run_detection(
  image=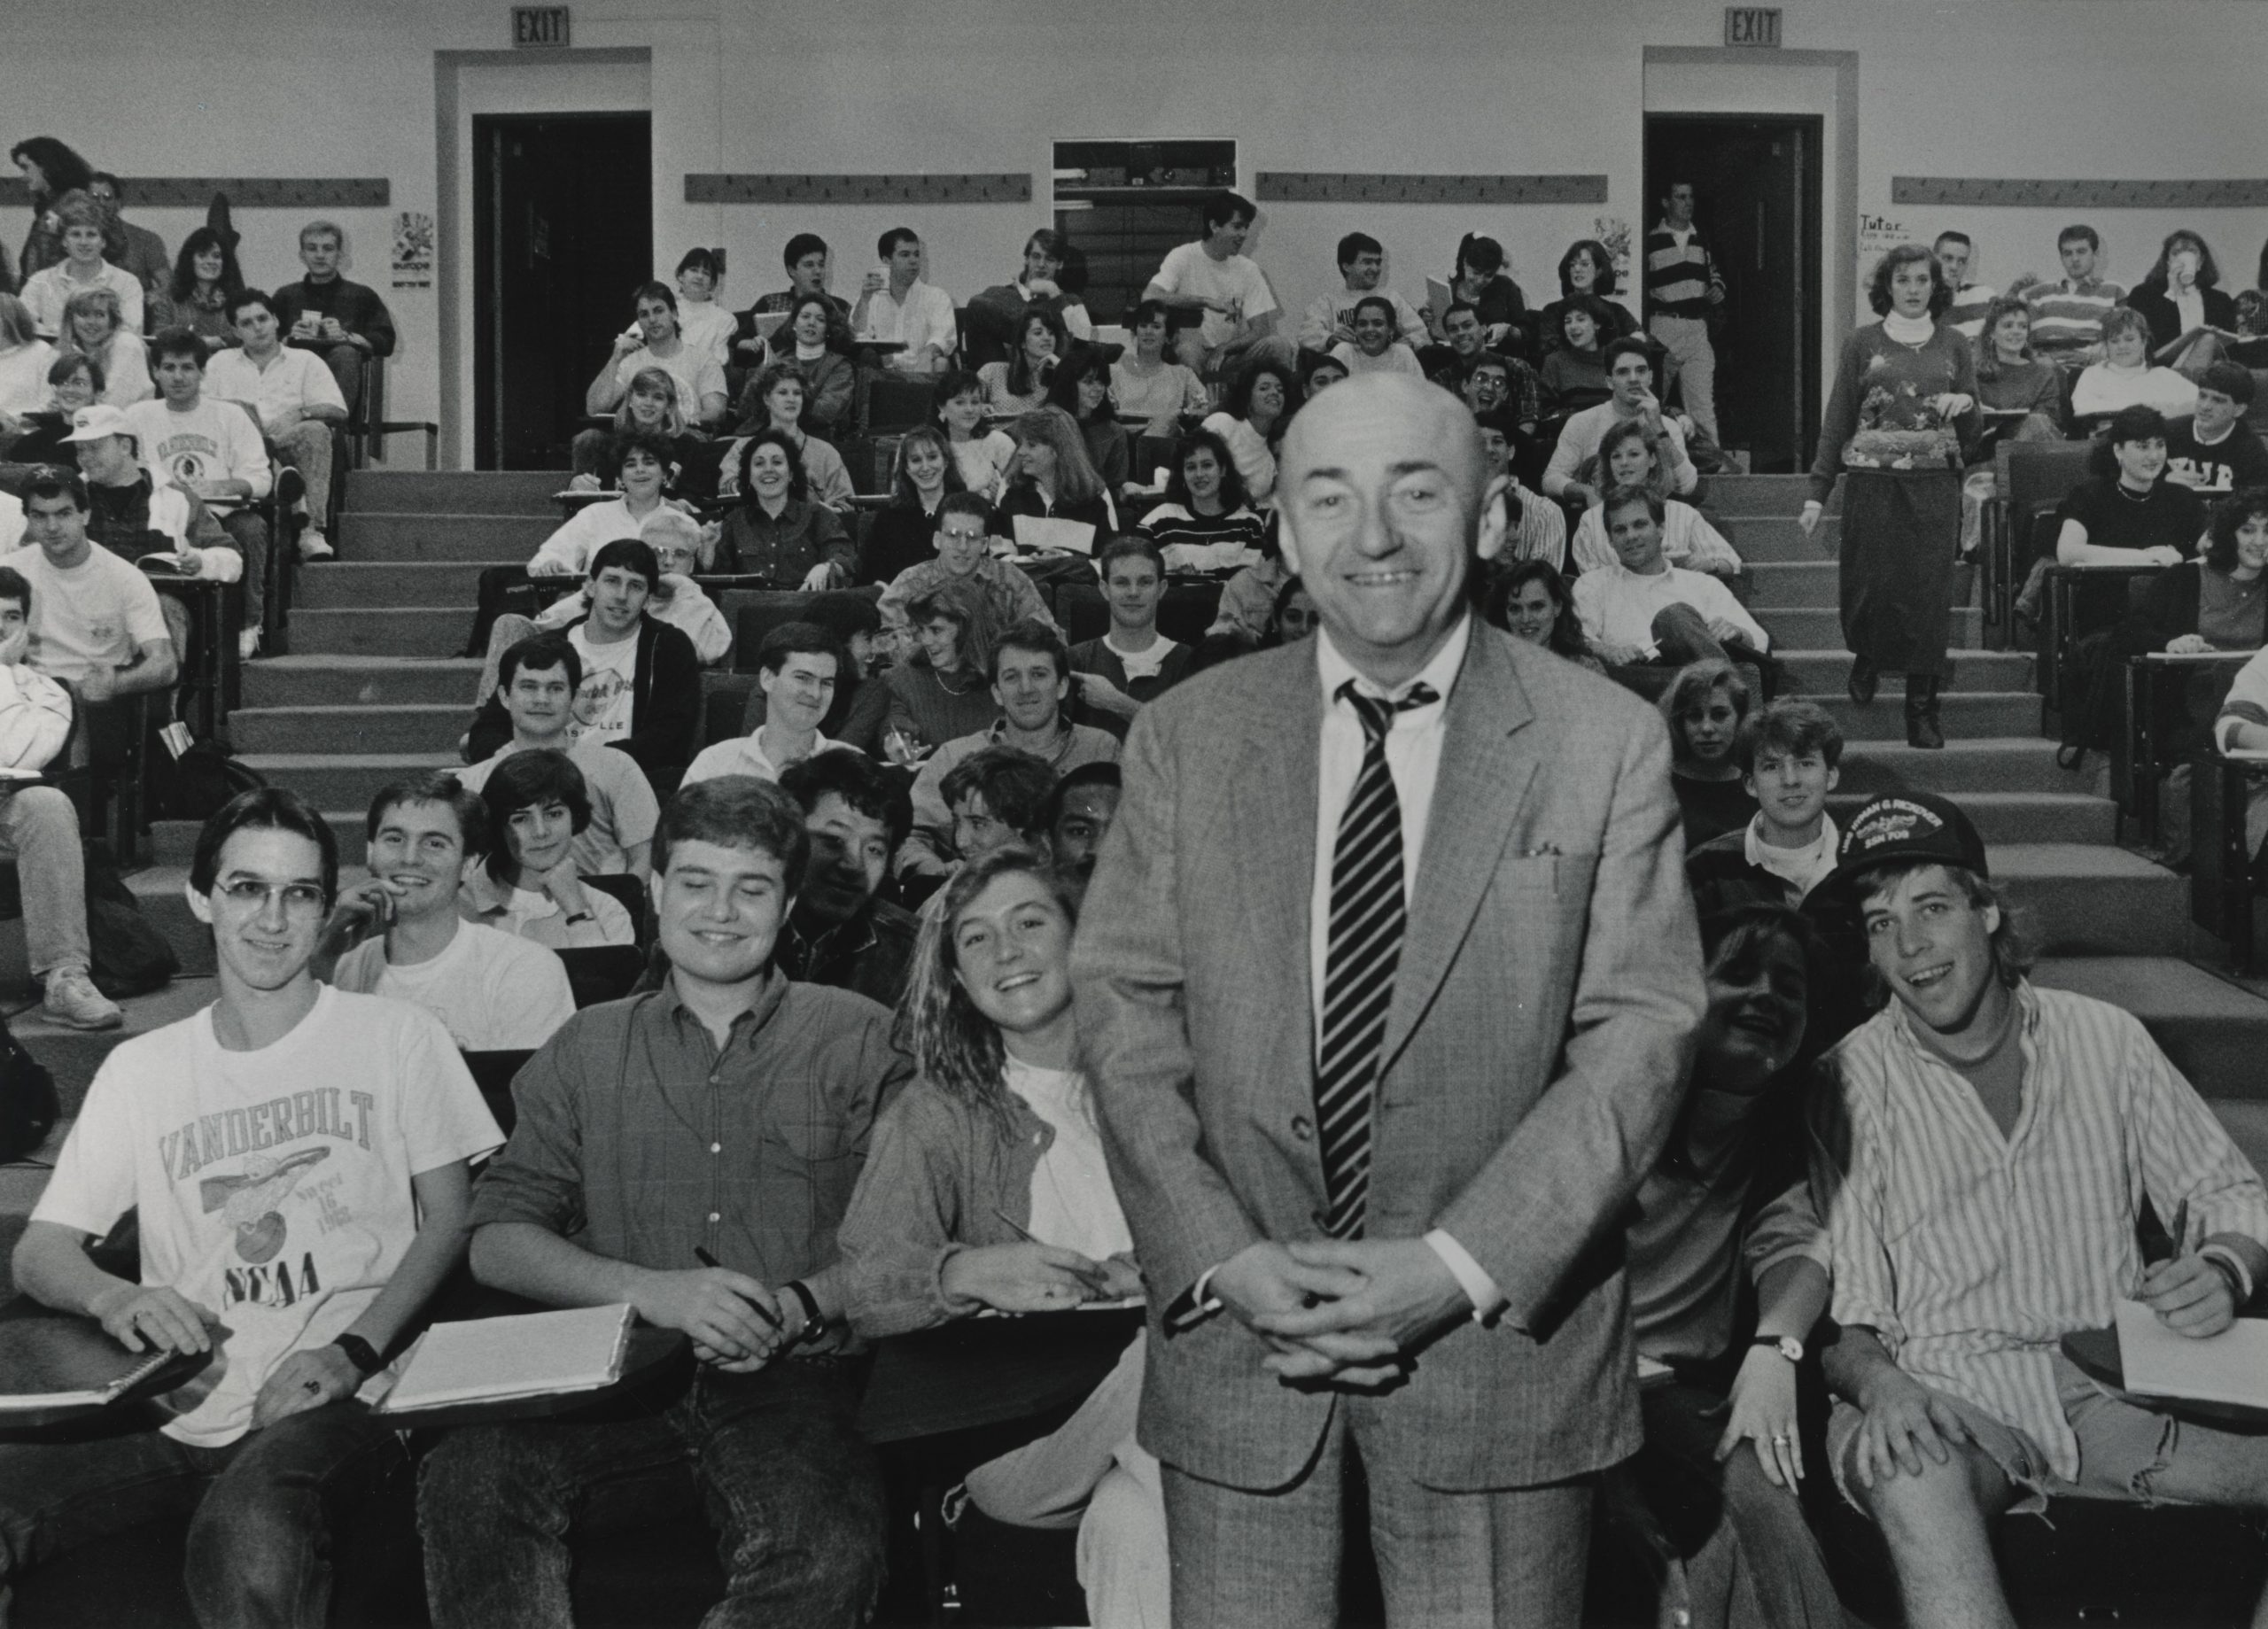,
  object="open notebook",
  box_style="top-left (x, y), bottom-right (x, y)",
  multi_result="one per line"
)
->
top-left (0, 1349), bottom-right (174, 1410)
top-left (2114, 1299), bottom-right (2268, 1408)
top-left (371, 1304), bottom-right (633, 1414)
